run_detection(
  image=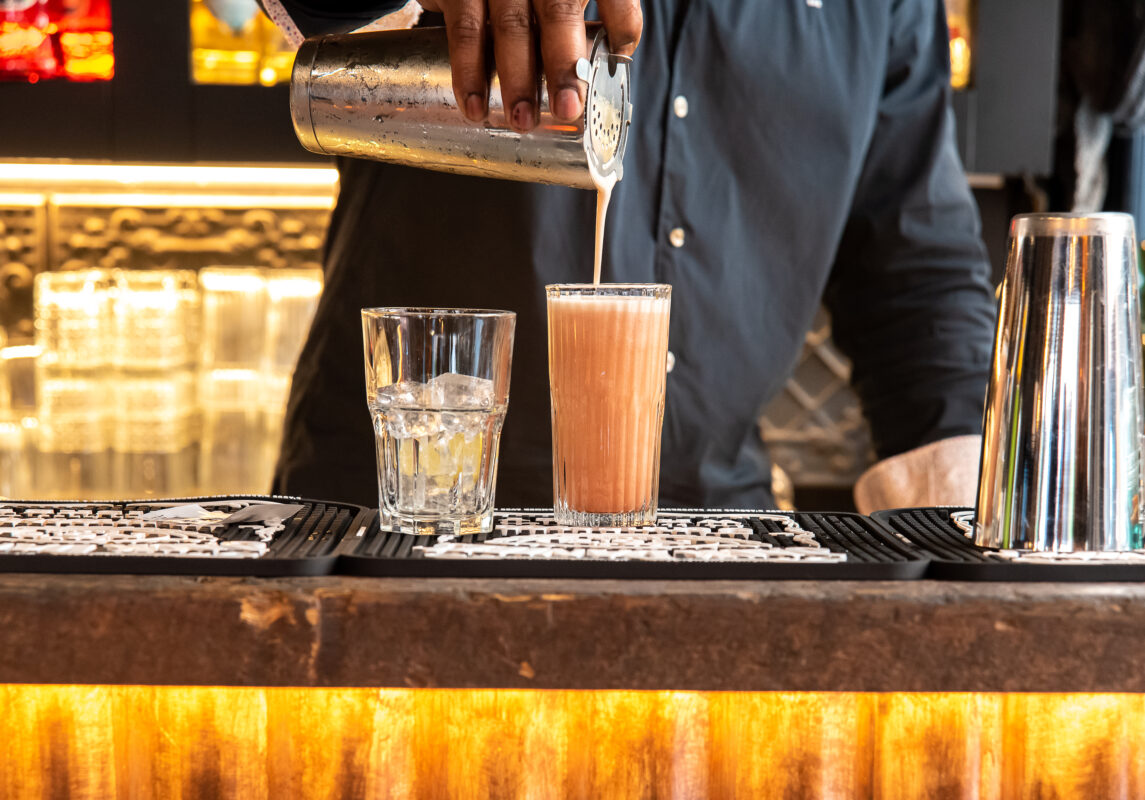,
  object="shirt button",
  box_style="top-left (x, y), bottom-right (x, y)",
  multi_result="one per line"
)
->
top-left (673, 95), bottom-right (689, 119)
top-left (666, 350), bottom-right (676, 373)
top-left (669, 227), bottom-right (686, 248)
